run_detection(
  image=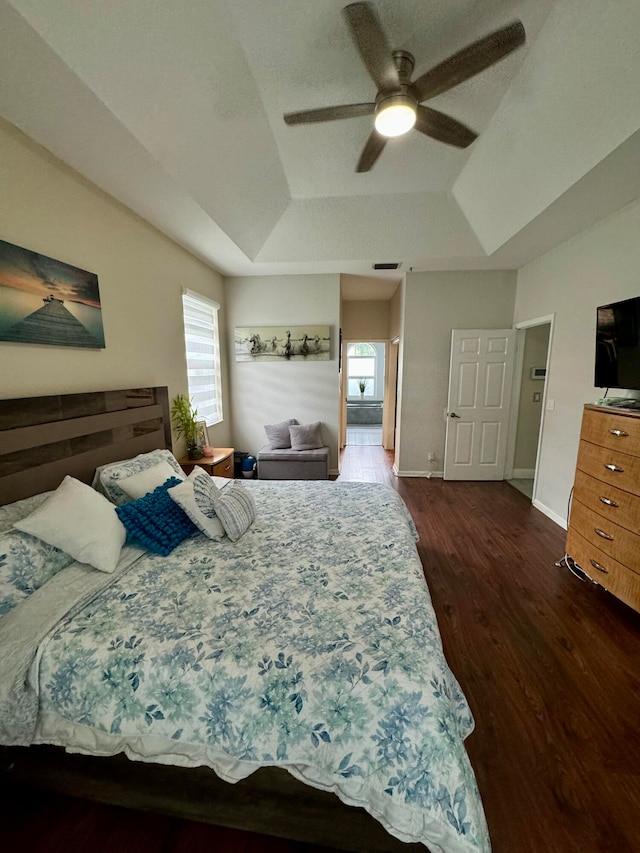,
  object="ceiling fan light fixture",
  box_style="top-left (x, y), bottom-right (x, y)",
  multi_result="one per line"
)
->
top-left (374, 94), bottom-right (416, 138)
